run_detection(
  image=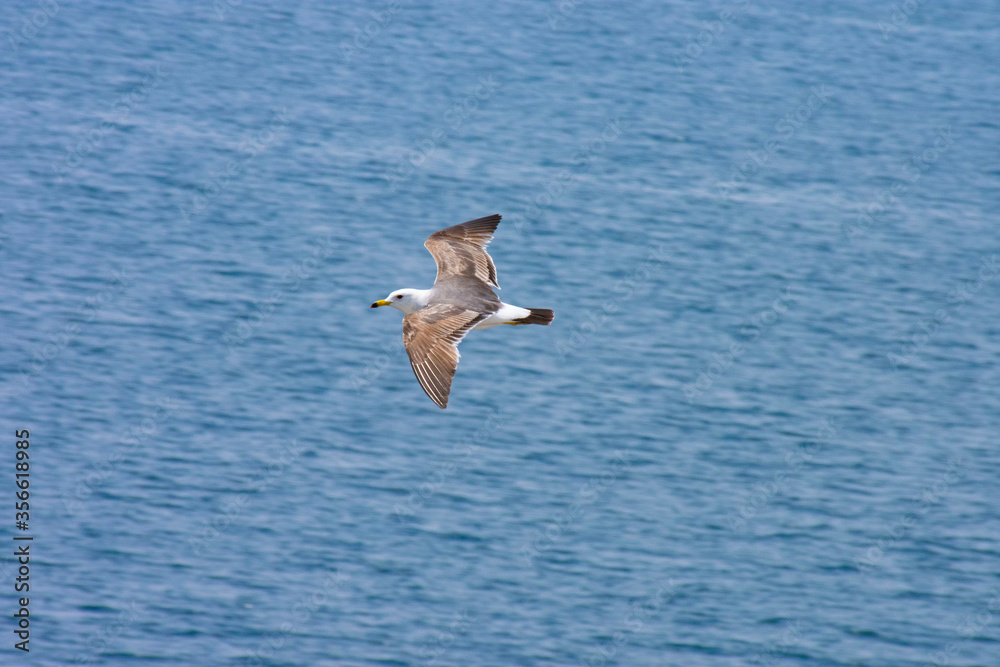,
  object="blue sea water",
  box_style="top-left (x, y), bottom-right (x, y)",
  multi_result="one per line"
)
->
top-left (2, 1), bottom-right (999, 665)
